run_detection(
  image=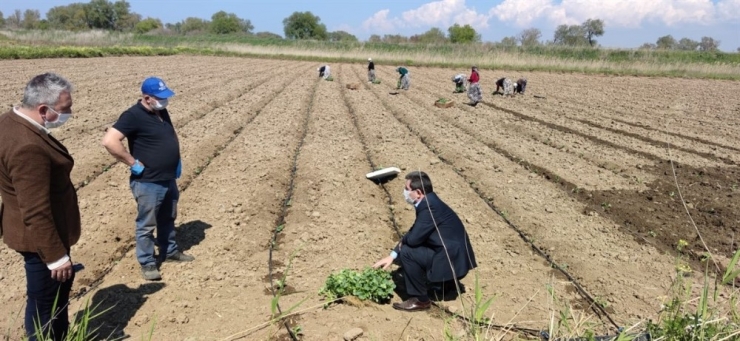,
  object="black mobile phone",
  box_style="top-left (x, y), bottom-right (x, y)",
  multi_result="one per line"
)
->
top-left (72, 263), bottom-right (85, 272)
